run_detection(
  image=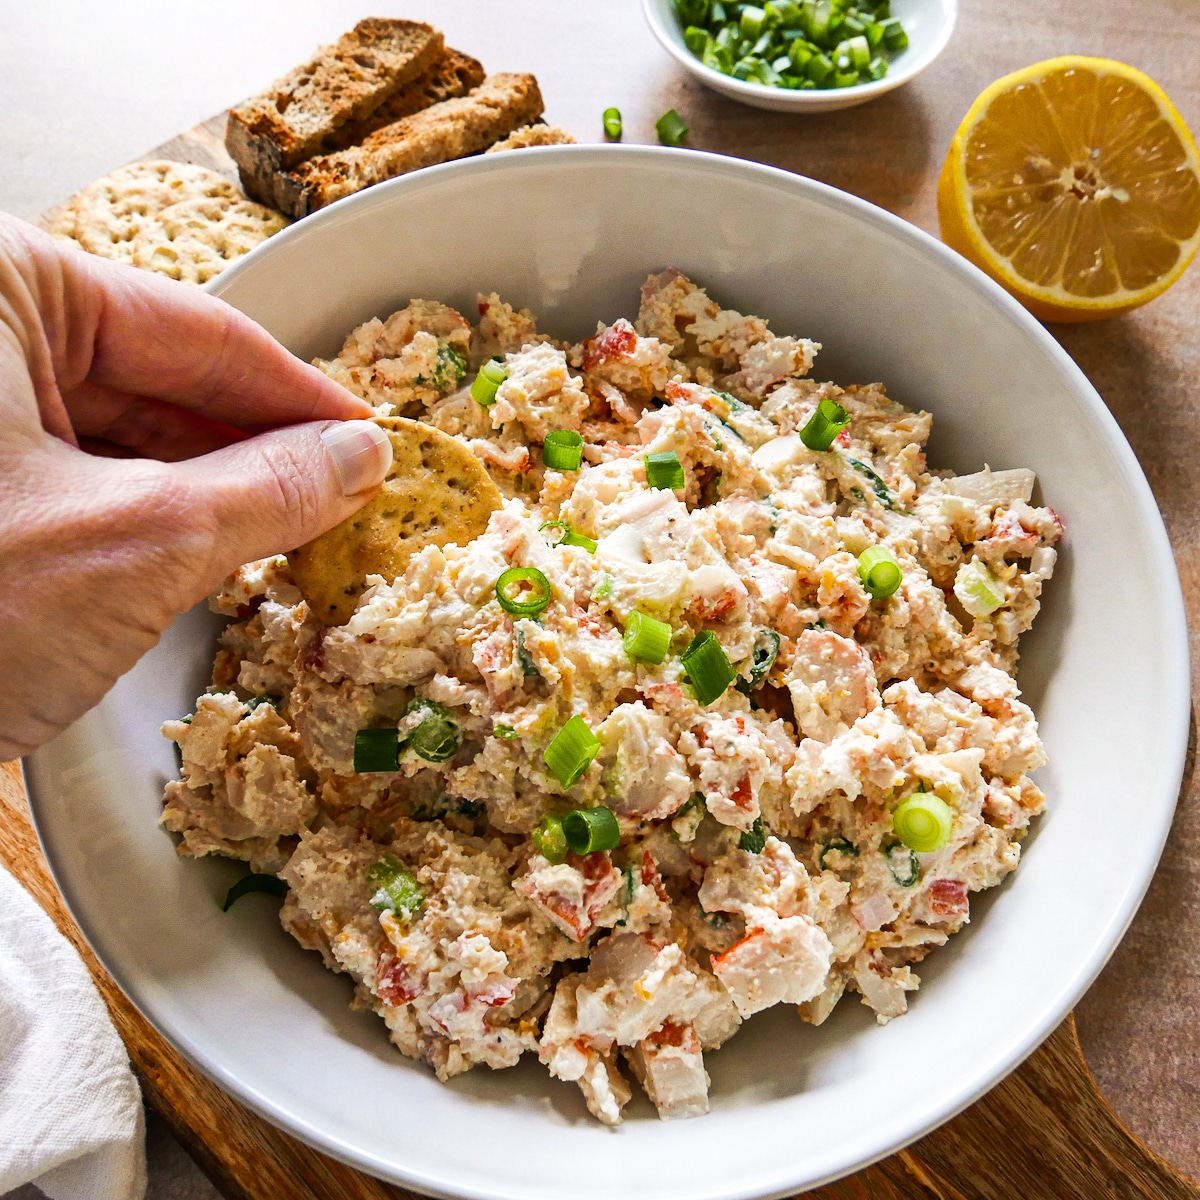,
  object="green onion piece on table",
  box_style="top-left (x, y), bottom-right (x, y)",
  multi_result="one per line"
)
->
top-left (366, 854), bottom-right (425, 918)
top-left (857, 545), bottom-right (903, 600)
top-left (818, 837), bottom-right (858, 871)
top-left (495, 566), bottom-right (552, 616)
top-left (222, 873), bottom-right (287, 912)
top-left (562, 805), bottom-right (621, 855)
top-left (644, 450), bottom-right (686, 490)
top-left (353, 727), bottom-right (400, 773)
top-left (543, 429), bottom-right (584, 471)
top-left (404, 698), bottom-right (462, 763)
top-left (655, 108), bottom-right (689, 147)
top-left (681, 630), bottom-right (737, 706)
top-left (623, 610), bottom-right (673, 664)
top-left (886, 842), bottom-right (920, 887)
top-left (738, 816), bottom-right (766, 853)
top-left (603, 106), bottom-right (624, 139)
top-left (540, 520), bottom-right (597, 553)
top-left (544, 714), bottom-right (602, 788)
top-left (470, 357), bottom-right (508, 407)
top-left (954, 559), bottom-right (1006, 618)
top-left (893, 792), bottom-right (955, 854)
top-left (799, 397), bottom-right (851, 450)
top-left (532, 814), bottom-right (569, 863)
